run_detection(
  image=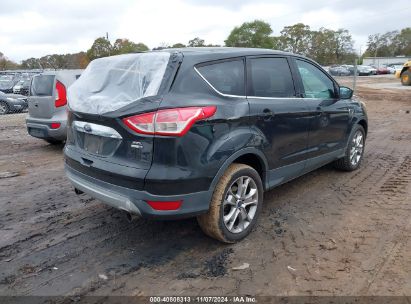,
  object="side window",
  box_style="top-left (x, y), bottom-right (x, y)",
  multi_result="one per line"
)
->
top-left (296, 60), bottom-right (336, 99)
top-left (248, 57), bottom-right (295, 98)
top-left (196, 59), bottom-right (245, 96)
